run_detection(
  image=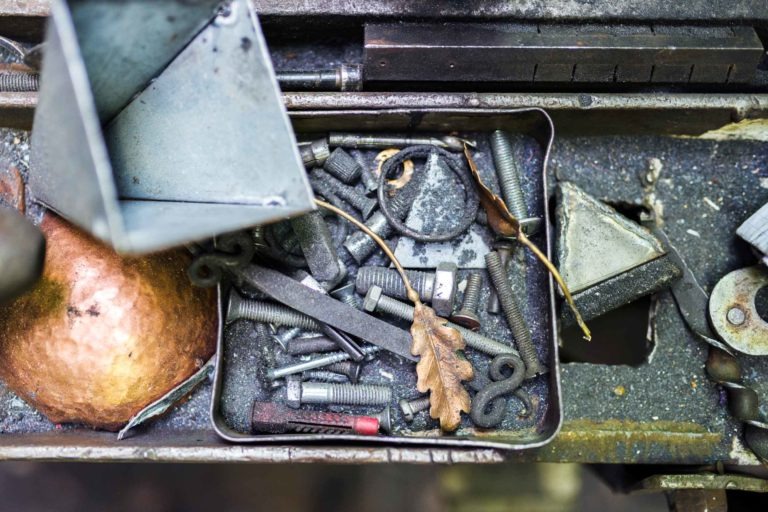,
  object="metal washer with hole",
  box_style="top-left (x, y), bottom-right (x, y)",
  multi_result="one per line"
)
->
top-left (709, 266), bottom-right (768, 356)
